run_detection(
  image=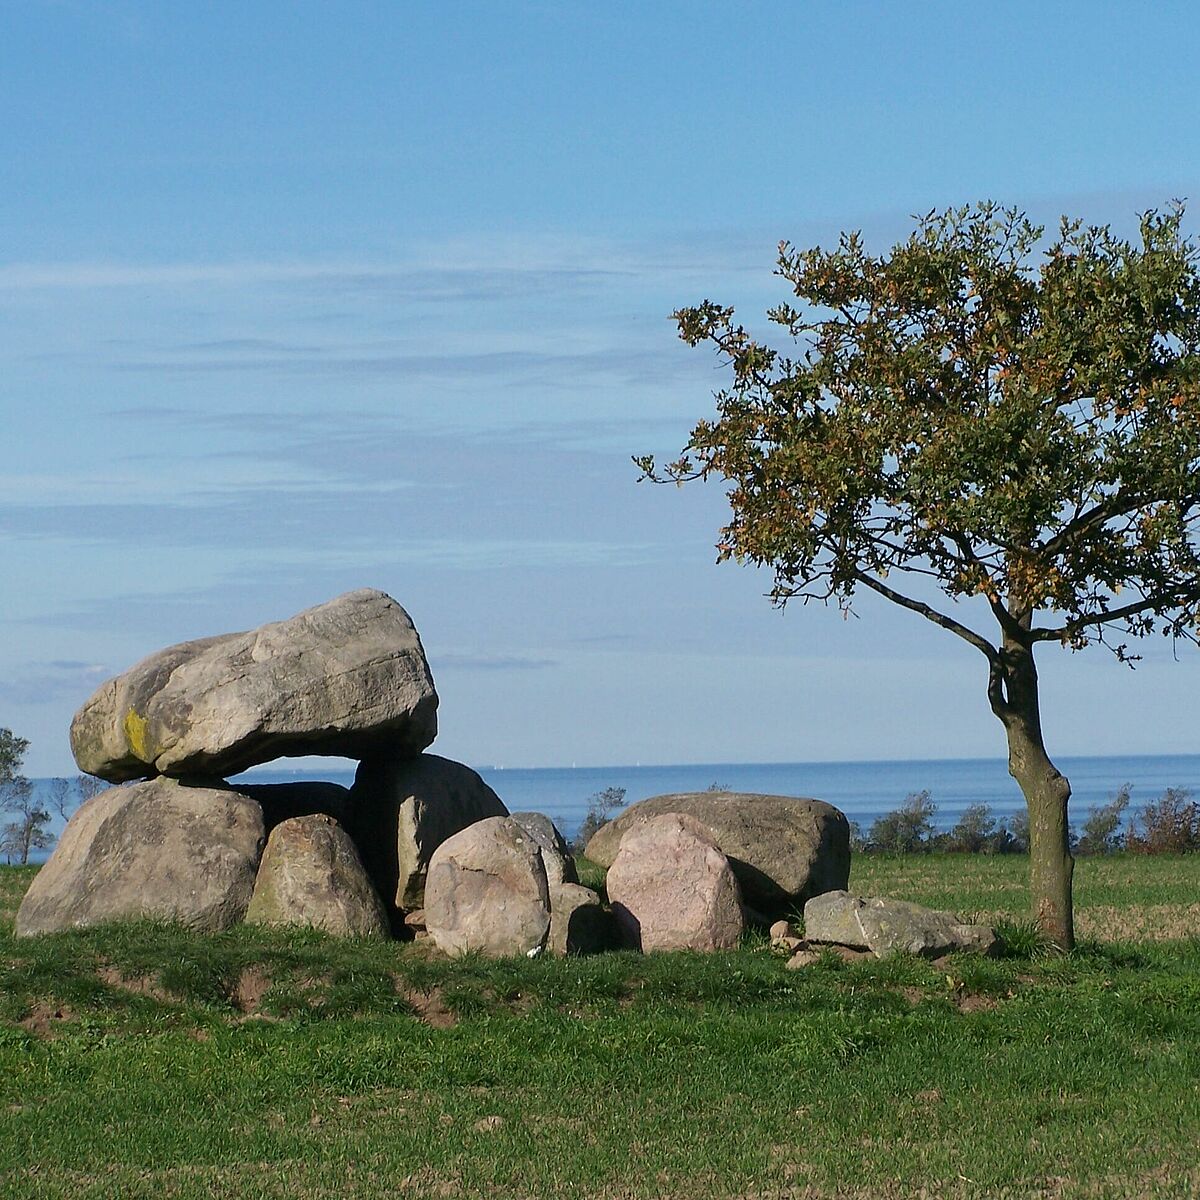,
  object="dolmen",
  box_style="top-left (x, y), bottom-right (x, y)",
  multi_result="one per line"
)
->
top-left (16, 590), bottom-right (567, 949)
top-left (16, 587), bottom-right (986, 963)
